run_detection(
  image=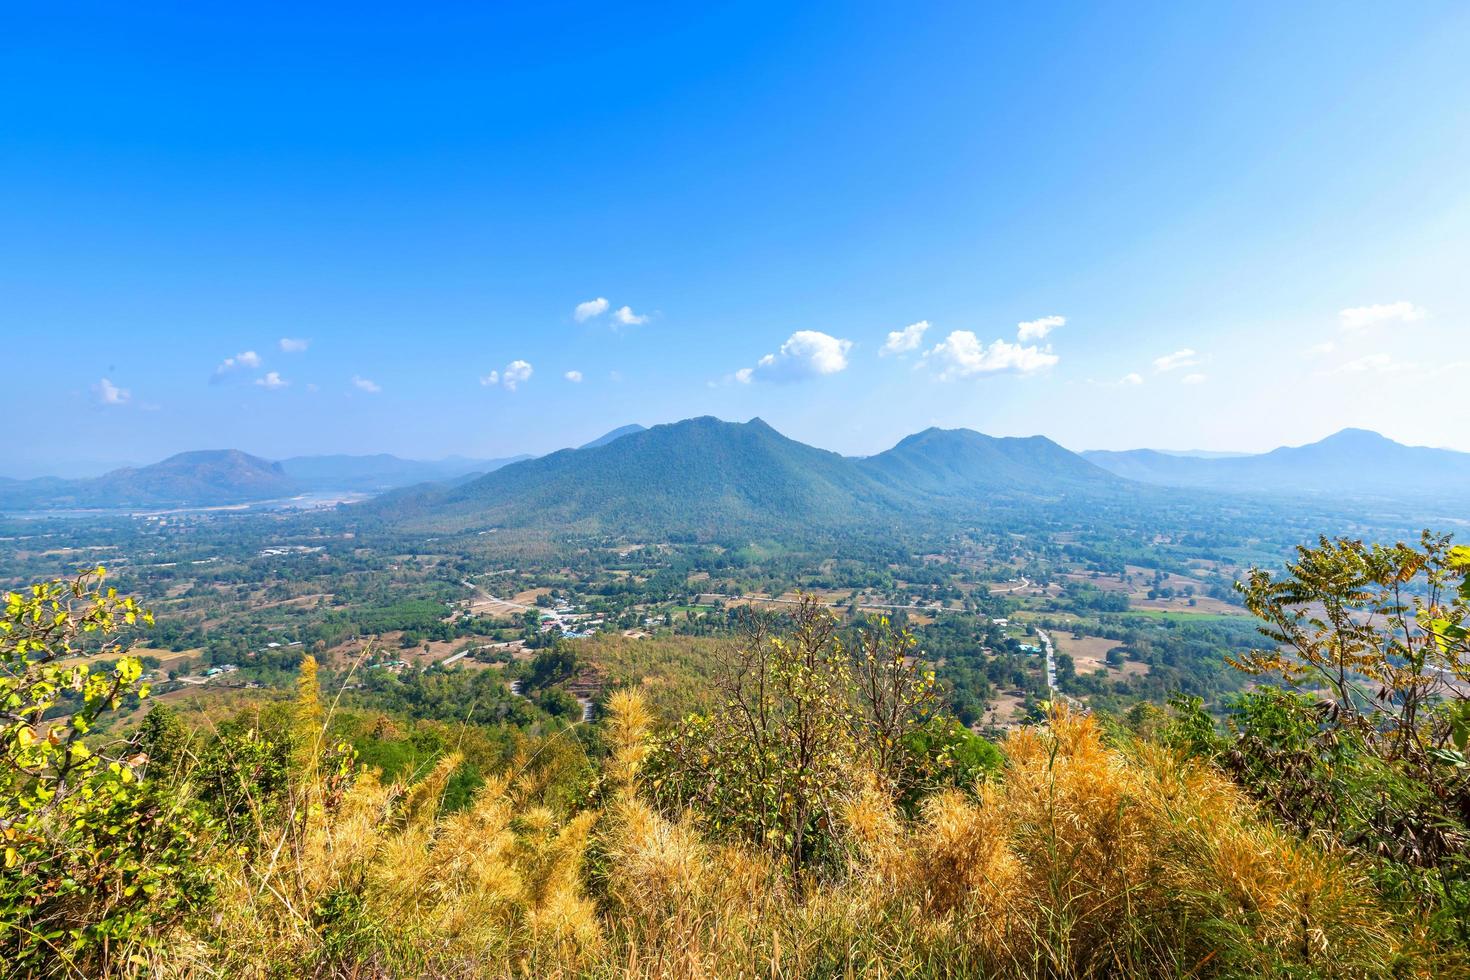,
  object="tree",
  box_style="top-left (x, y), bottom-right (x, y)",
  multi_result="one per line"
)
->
top-left (1055, 652), bottom-right (1076, 686)
top-left (1233, 531), bottom-right (1470, 758)
top-left (648, 595), bottom-right (945, 875)
top-left (525, 645), bottom-right (577, 691)
top-left (1220, 533), bottom-right (1470, 943)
